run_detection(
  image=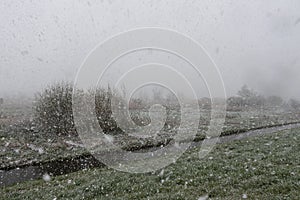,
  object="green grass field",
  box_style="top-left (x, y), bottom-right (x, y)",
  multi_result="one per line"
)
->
top-left (1, 127), bottom-right (299, 200)
top-left (1, 107), bottom-right (299, 170)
